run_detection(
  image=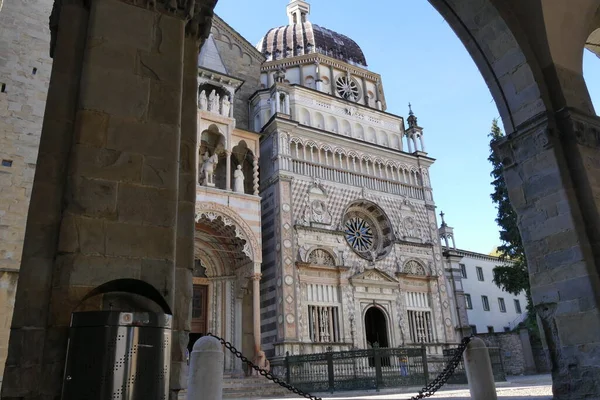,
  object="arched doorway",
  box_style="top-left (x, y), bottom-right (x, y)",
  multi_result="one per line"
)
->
top-left (192, 207), bottom-right (259, 374)
top-left (364, 307), bottom-right (389, 348)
